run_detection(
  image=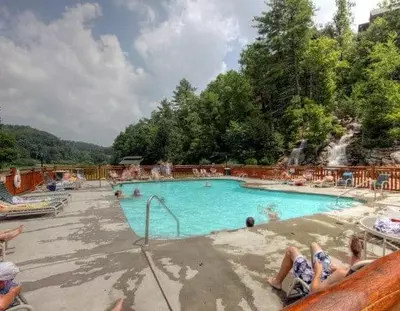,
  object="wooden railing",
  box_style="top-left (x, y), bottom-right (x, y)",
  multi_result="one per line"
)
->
top-left (3, 164), bottom-right (400, 195)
